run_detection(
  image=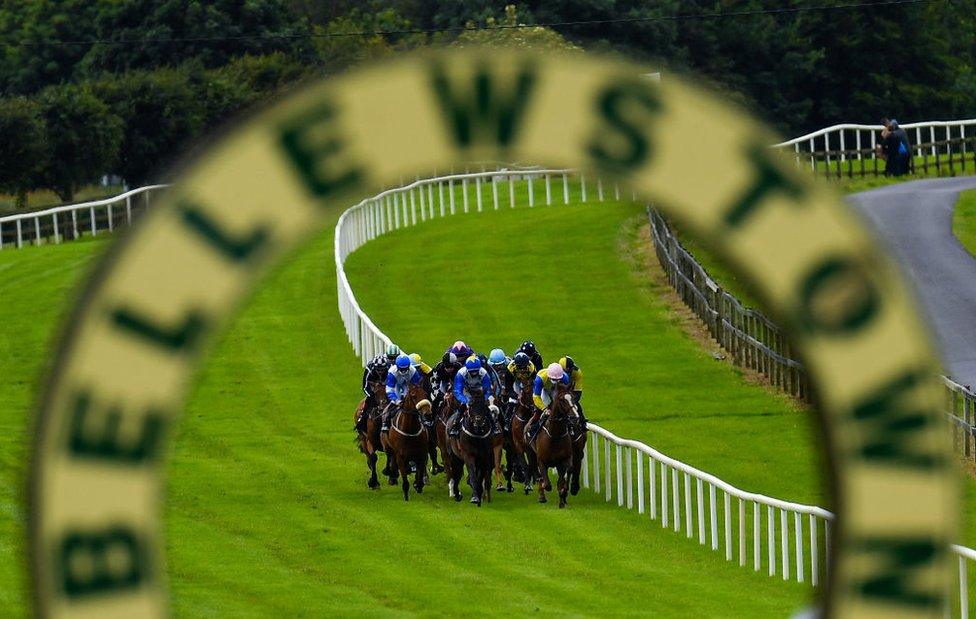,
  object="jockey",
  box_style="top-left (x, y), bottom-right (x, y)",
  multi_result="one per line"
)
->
top-left (431, 351), bottom-right (462, 410)
top-left (448, 340), bottom-right (474, 361)
top-left (356, 343), bottom-right (399, 431)
top-left (526, 363), bottom-right (570, 442)
top-left (410, 353), bottom-right (434, 396)
top-left (514, 340), bottom-right (544, 372)
top-left (559, 356), bottom-right (586, 430)
top-left (487, 348), bottom-right (514, 428)
top-left (382, 354), bottom-right (422, 431)
top-left (505, 352), bottom-right (536, 424)
top-left (449, 356), bottom-right (499, 436)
